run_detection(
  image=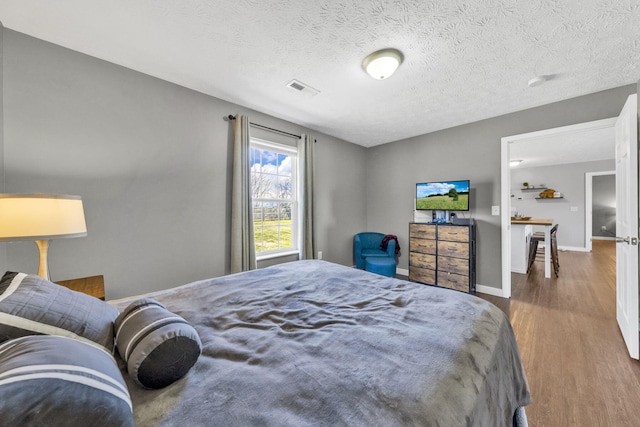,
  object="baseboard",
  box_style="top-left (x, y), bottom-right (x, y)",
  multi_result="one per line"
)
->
top-left (558, 245), bottom-right (589, 252)
top-left (476, 284), bottom-right (508, 298)
top-left (538, 244), bottom-right (589, 252)
top-left (396, 270), bottom-right (507, 298)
